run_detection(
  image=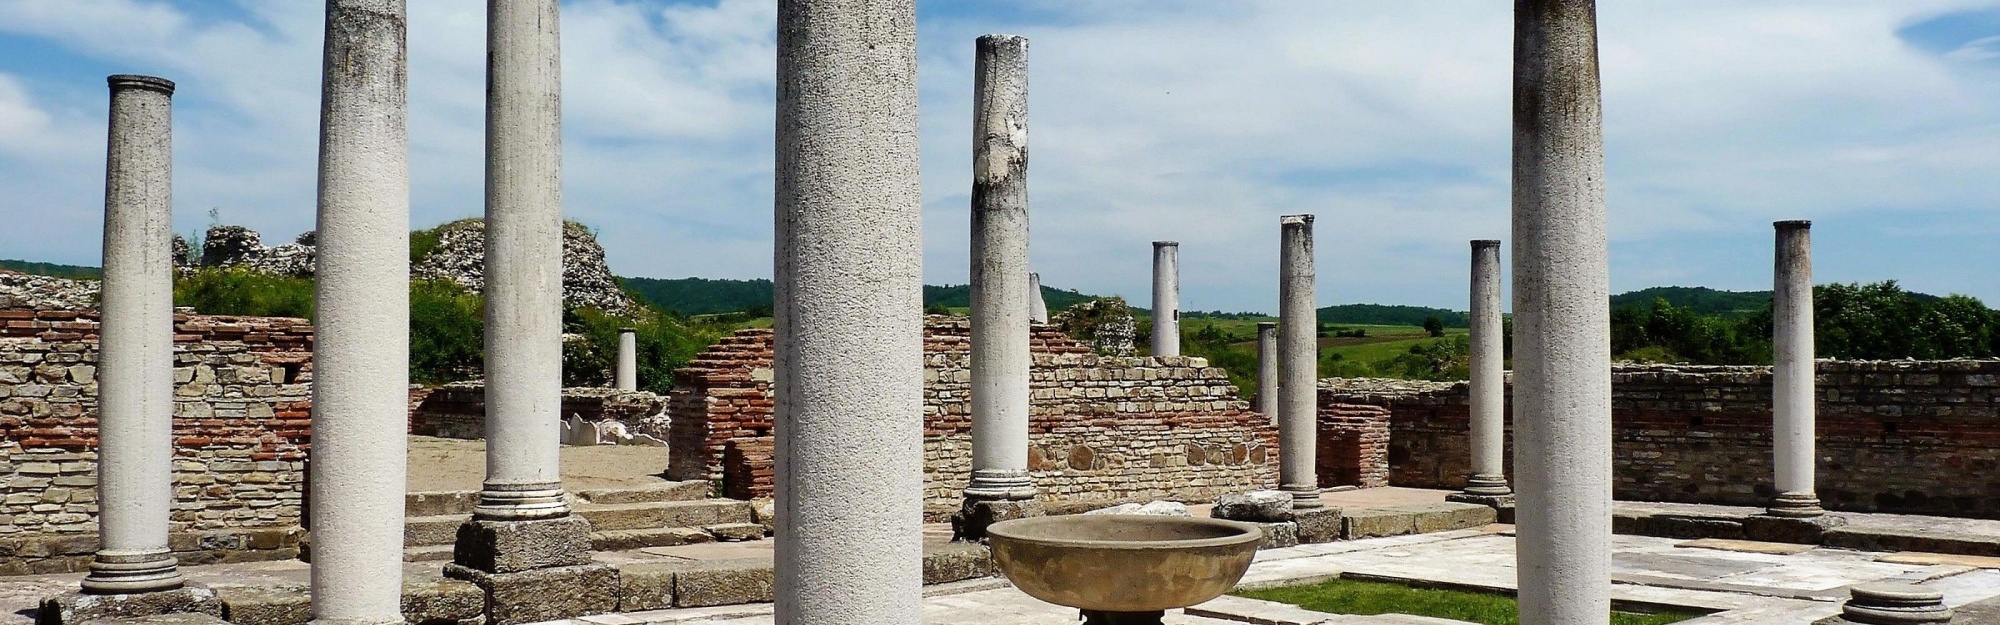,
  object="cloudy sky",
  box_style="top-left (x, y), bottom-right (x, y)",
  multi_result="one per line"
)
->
top-left (1, 1), bottom-right (1997, 313)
